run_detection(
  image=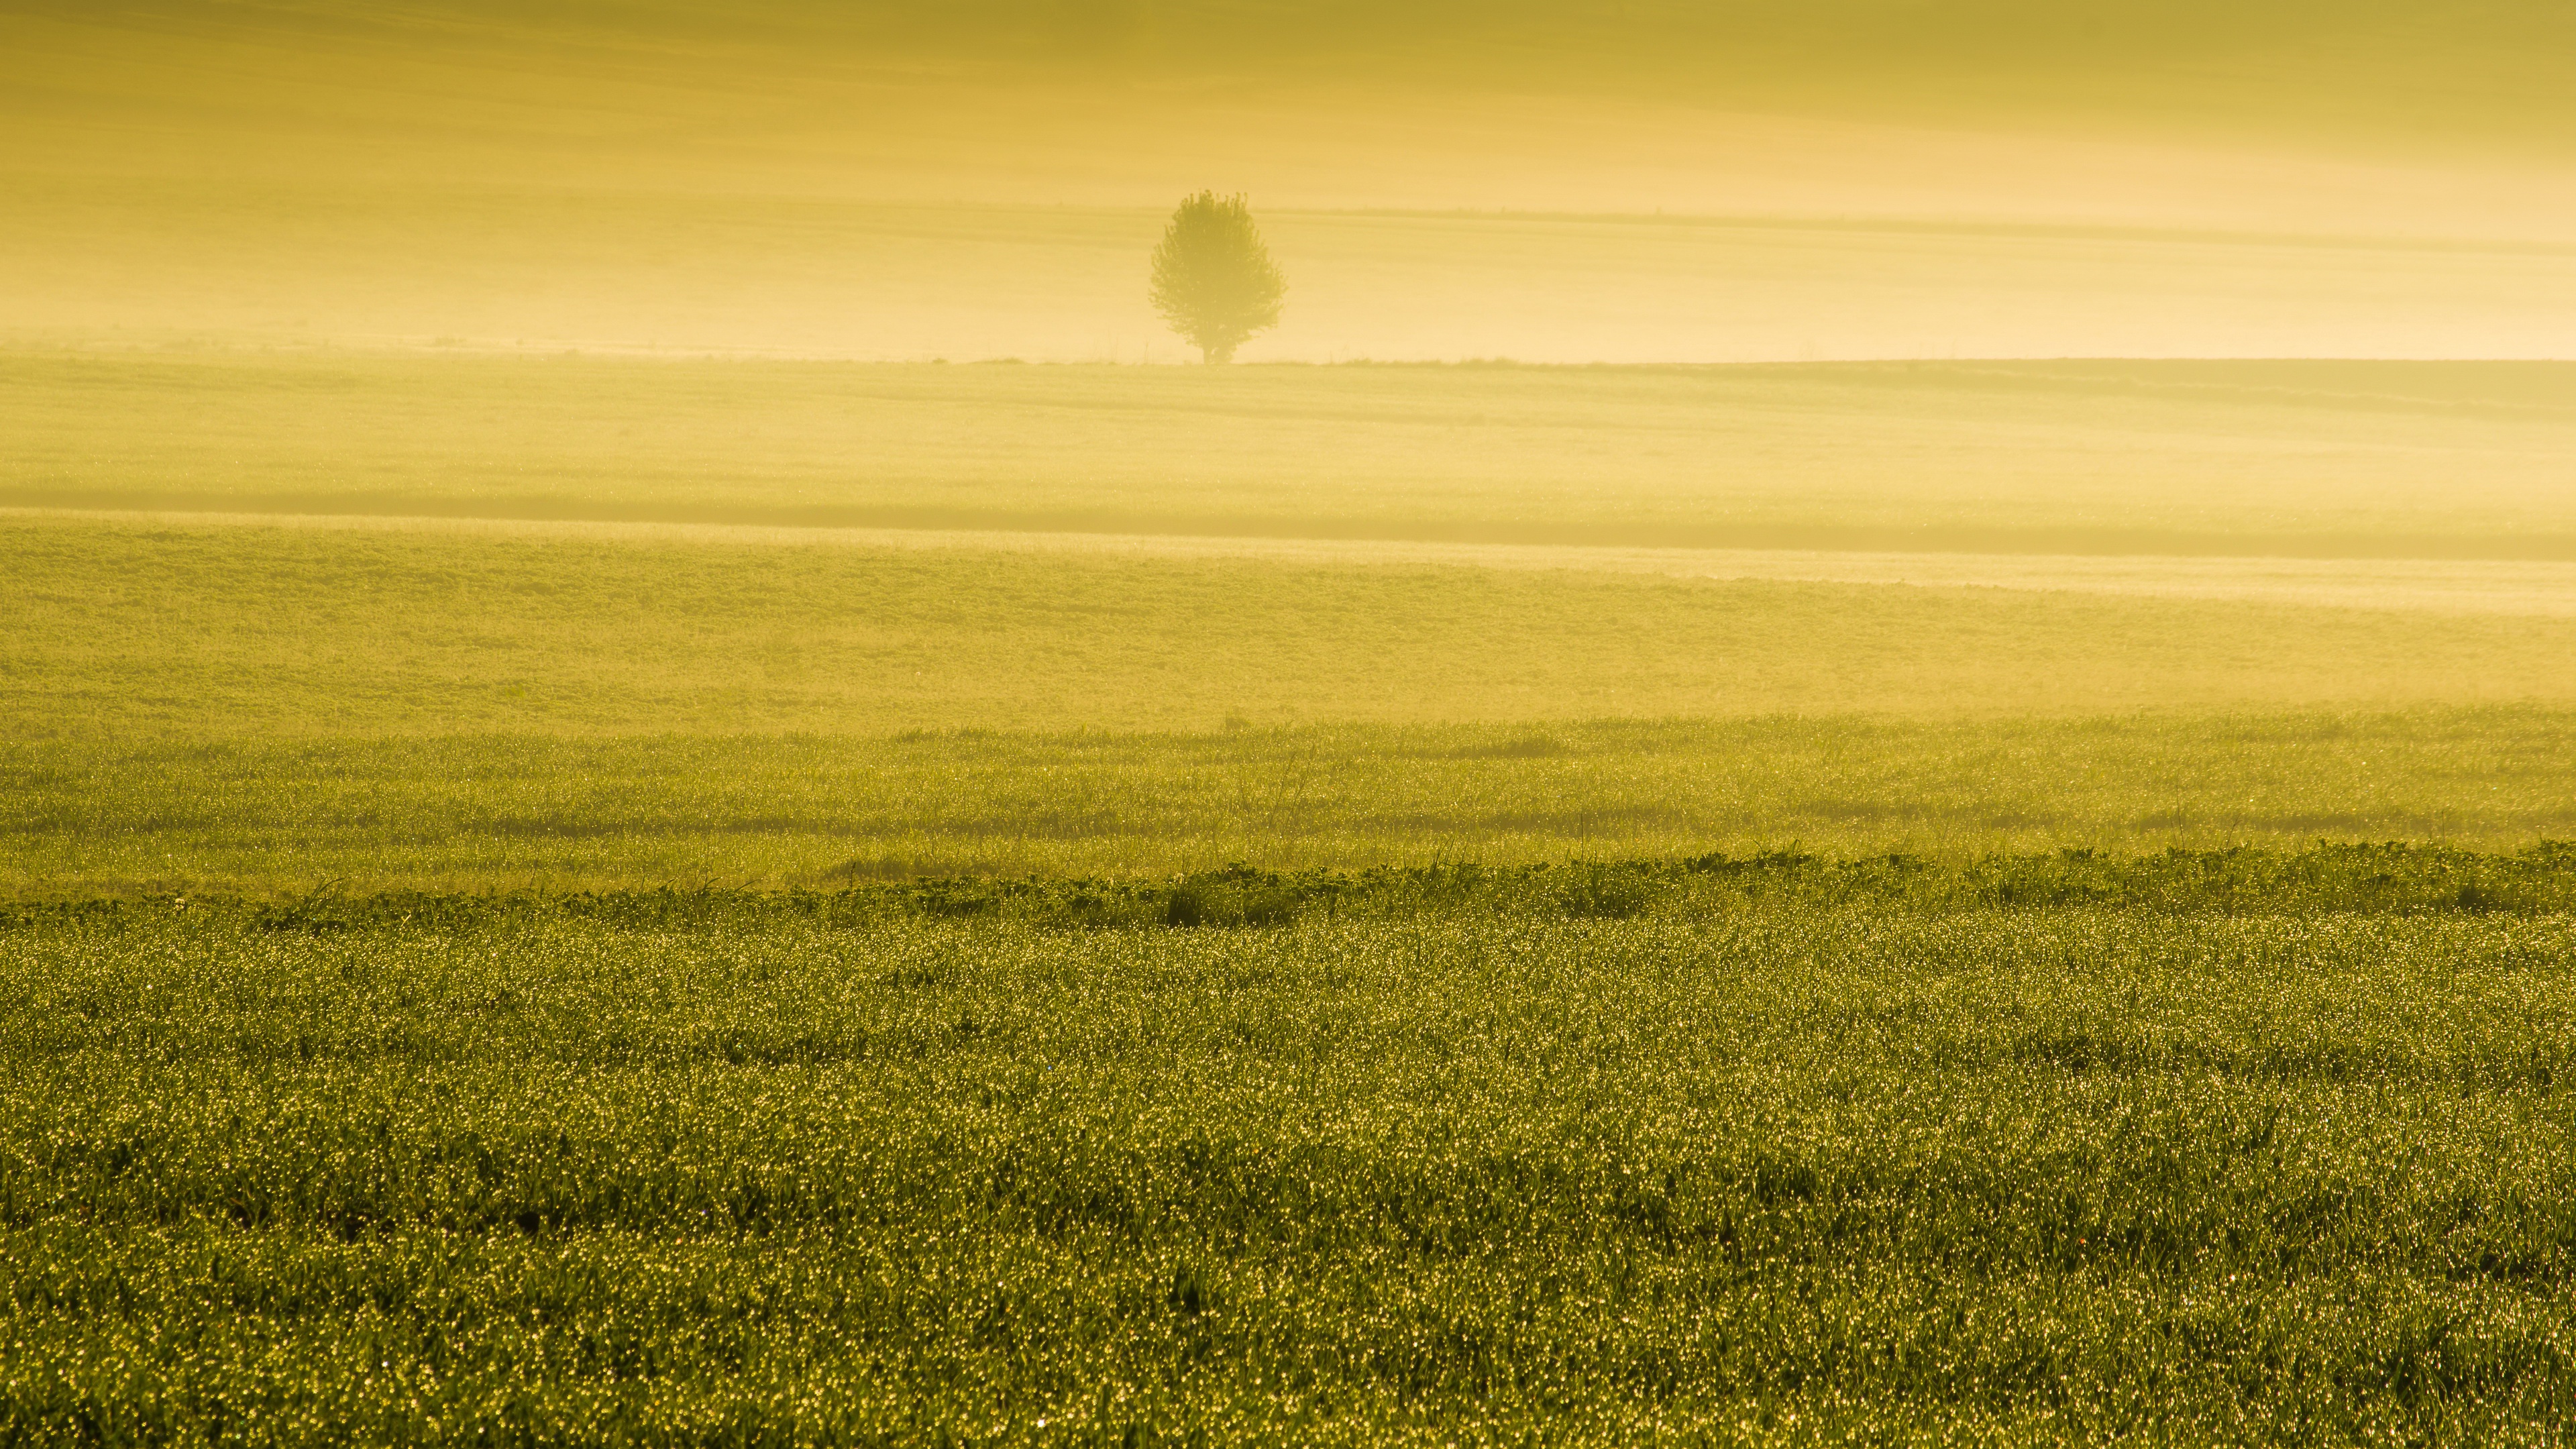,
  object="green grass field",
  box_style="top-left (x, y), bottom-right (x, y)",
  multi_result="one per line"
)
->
top-left (10, 353), bottom-right (2576, 1442)
top-left (12, 712), bottom-right (2576, 895)
top-left (7, 859), bottom-right (2575, 1445)
top-left (15, 515), bottom-right (2576, 743)
top-left (8, 508), bottom-right (2576, 892)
